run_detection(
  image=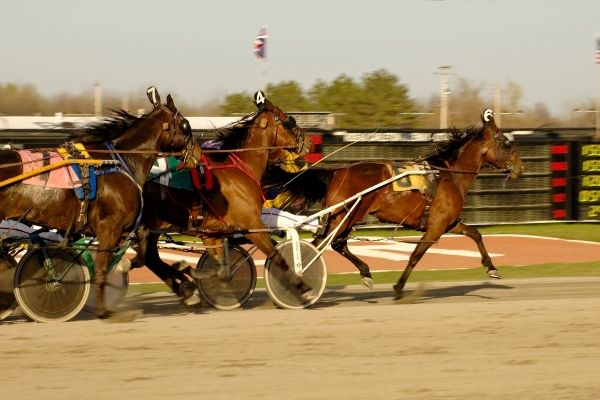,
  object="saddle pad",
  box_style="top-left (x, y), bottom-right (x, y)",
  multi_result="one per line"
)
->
top-left (149, 156), bottom-right (195, 192)
top-left (19, 150), bottom-right (81, 189)
top-left (386, 163), bottom-right (429, 193)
